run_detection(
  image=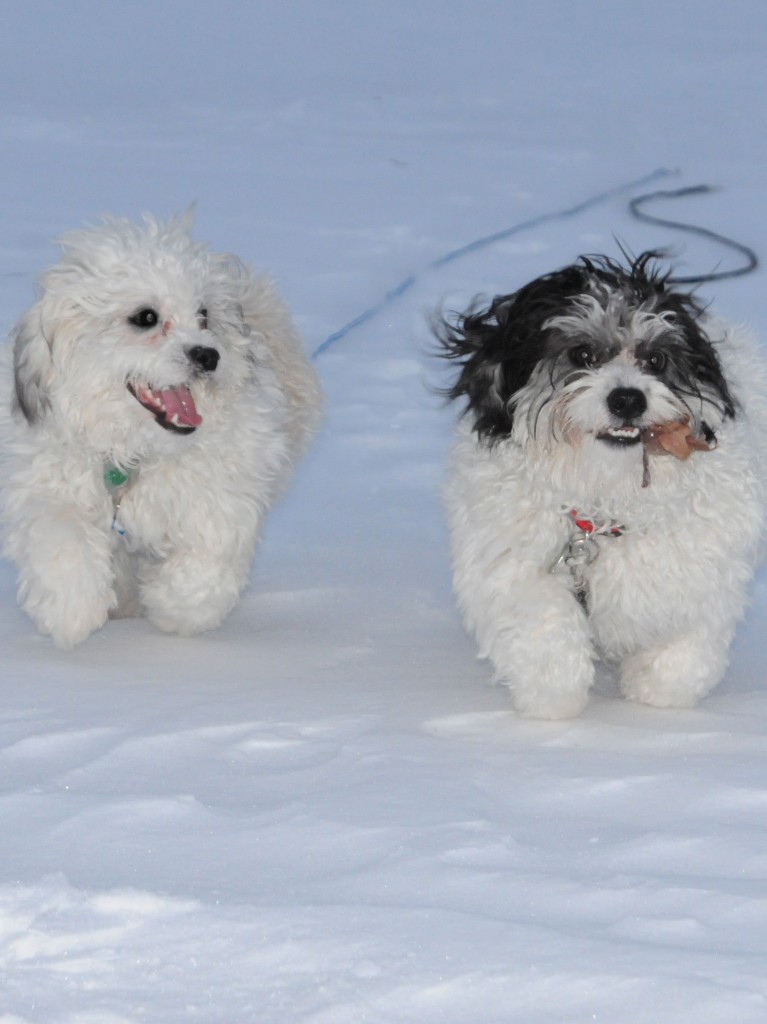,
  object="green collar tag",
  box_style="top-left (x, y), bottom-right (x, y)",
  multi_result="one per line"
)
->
top-left (104, 465), bottom-right (130, 489)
